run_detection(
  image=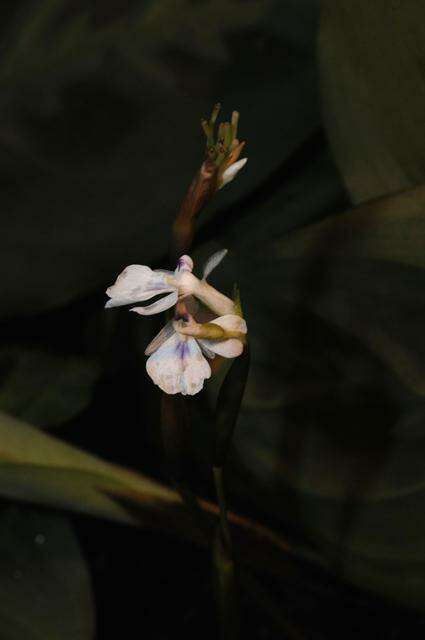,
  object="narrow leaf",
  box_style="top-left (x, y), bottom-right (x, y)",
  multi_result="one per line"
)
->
top-left (214, 344), bottom-right (250, 467)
